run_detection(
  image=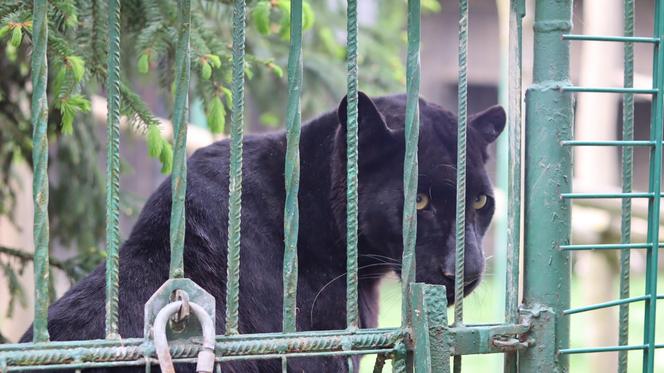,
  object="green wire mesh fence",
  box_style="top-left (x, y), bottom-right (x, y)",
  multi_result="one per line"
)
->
top-left (0, 0), bottom-right (662, 372)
